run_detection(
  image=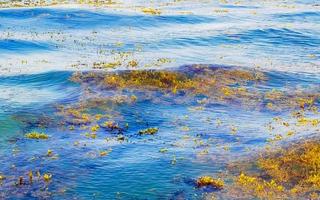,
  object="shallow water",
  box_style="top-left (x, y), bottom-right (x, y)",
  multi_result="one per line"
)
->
top-left (0, 1), bottom-right (319, 199)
